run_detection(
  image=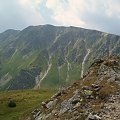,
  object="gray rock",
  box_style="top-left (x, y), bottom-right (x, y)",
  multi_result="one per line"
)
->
top-left (86, 113), bottom-right (101, 120)
top-left (59, 100), bottom-right (71, 115)
top-left (46, 101), bottom-right (54, 109)
top-left (46, 99), bottom-right (58, 109)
